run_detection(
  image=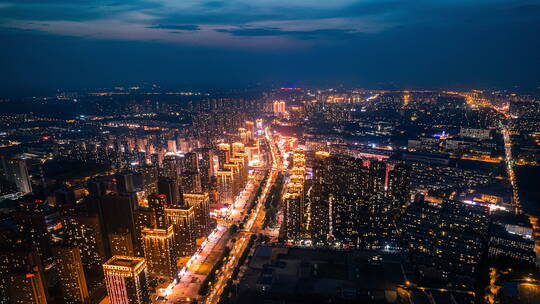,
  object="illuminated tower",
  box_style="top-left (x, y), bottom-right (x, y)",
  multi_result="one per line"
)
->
top-left (183, 152), bottom-right (199, 172)
top-left (387, 163), bottom-right (411, 206)
top-left (183, 193), bottom-right (211, 239)
top-left (167, 140), bottom-right (177, 153)
top-left (52, 245), bottom-right (89, 304)
top-left (139, 165), bottom-right (158, 195)
top-left (162, 156), bottom-right (181, 179)
top-left (0, 155), bottom-right (32, 194)
top-left (217, 143), bottom-right (231, 169)
top-left (103, 256), bottom-right (149, 304)
top-left (369, 160), bottom-right (387, 194)
top-left (62, 212), bottom-right (107, 270)
top-left (223, 163), bottom-right (241, 195)
top-left (181, 171), bottom-right (202, 193)
top-left (245, 121), bottom-right (255, 140)
top-left (273, 100), bottom-right (286, 115)
top-left (148, 194), bottom-right (168, 228)
top-left (141, 226), bottom-right (176, 280)
top-left (283, 192), bottom-right (303, 241)
top-left (157, 177), bottom-right (183, 206)
top-left (217, 169), bottom-right (235, 205)
top-left (198, 148), bottom-right (214, 190)
top-left (165, 205), bottom-right (197, 257)
top-left (0, 248), bottom-right (48, 304)
top-left (109, 229), bottom-right (135, 256)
